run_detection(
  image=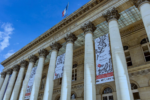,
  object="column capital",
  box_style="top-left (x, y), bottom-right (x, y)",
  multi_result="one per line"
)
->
top-left (29, 55), bottom-right (38, 63)
top-left (131, 0), bottom-right (150, 8)
top-left (50, 42), bottom-right (62, 51)
top-left (103, 7), bottom-right (120, 22)
top-left (38, 49), bottom-right (49, 58)
top-left (1, 72), bottom-right (6, 78)
top-left (6, 69), bottom-right (12, 75)
top-left (20, 60), bottom-right (28, 68)
top-left (13, 65), bottom-right (20, 71)
top-left (81, 22), bottom-right (96, 34)
top-left (65, 33), bottom-right (77, 44)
